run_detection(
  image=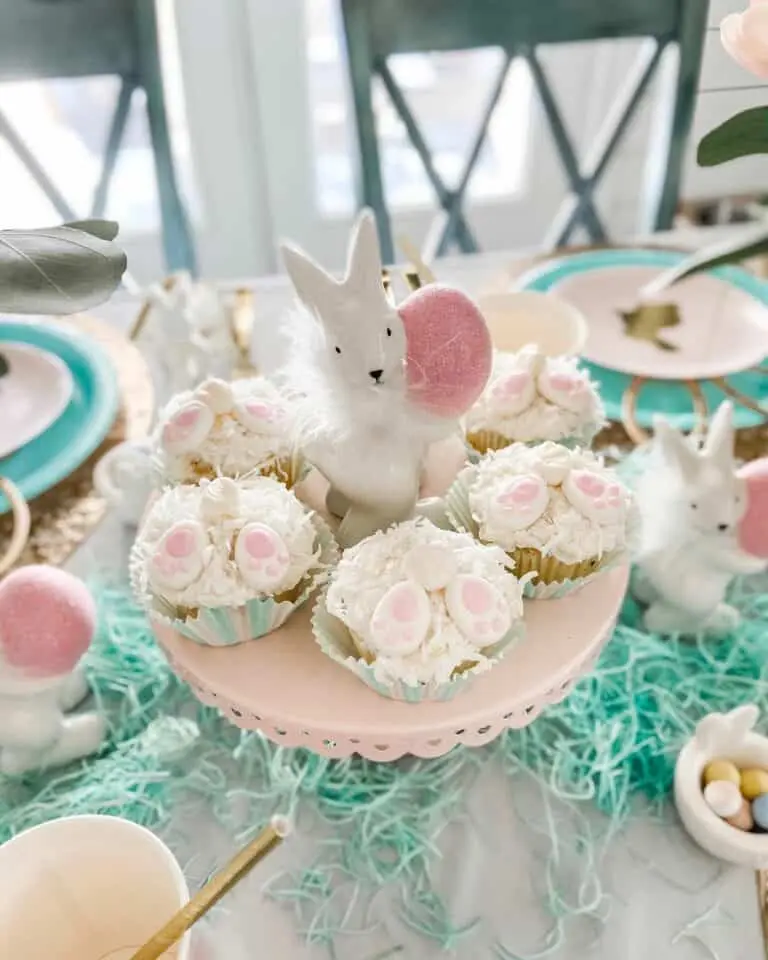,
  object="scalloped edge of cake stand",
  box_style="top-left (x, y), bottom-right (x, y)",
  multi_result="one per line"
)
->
top-left (155, 566), bottom-right (628, 762)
